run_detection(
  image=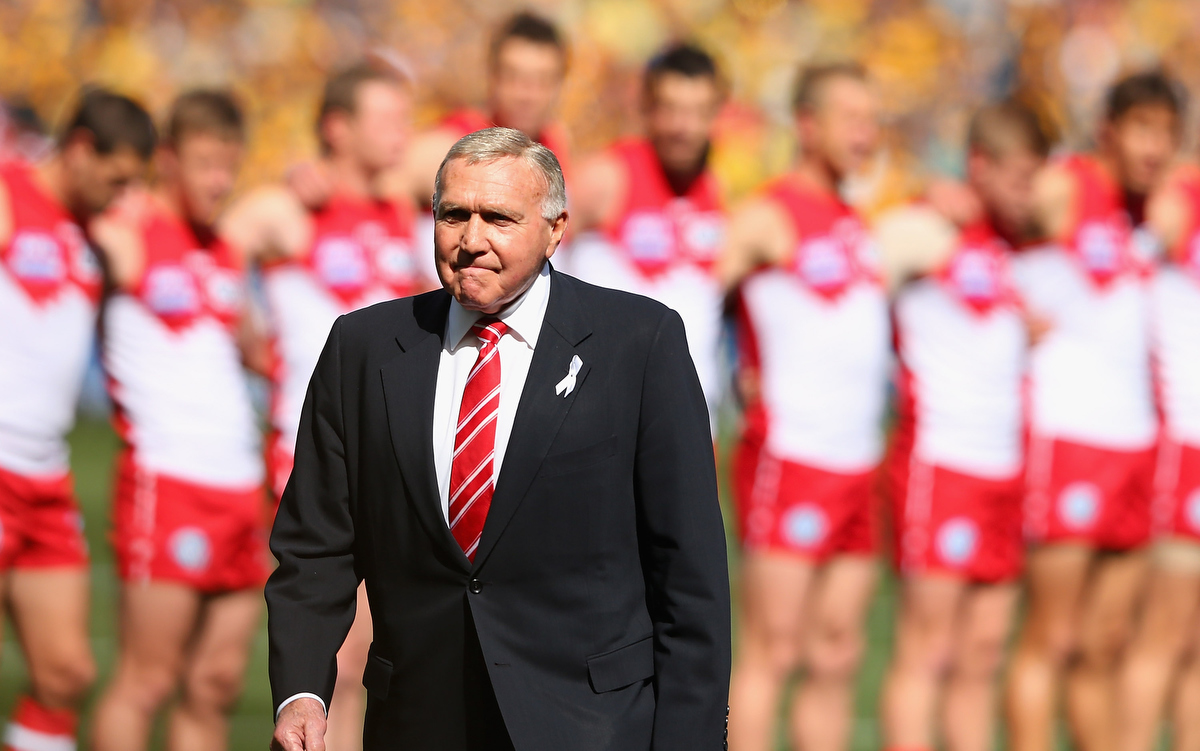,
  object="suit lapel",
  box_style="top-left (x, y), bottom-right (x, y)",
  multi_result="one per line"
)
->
top-left (379, 291), bottom-right (471, 571)
top-left (473, 273), bottom-right (593, 571)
